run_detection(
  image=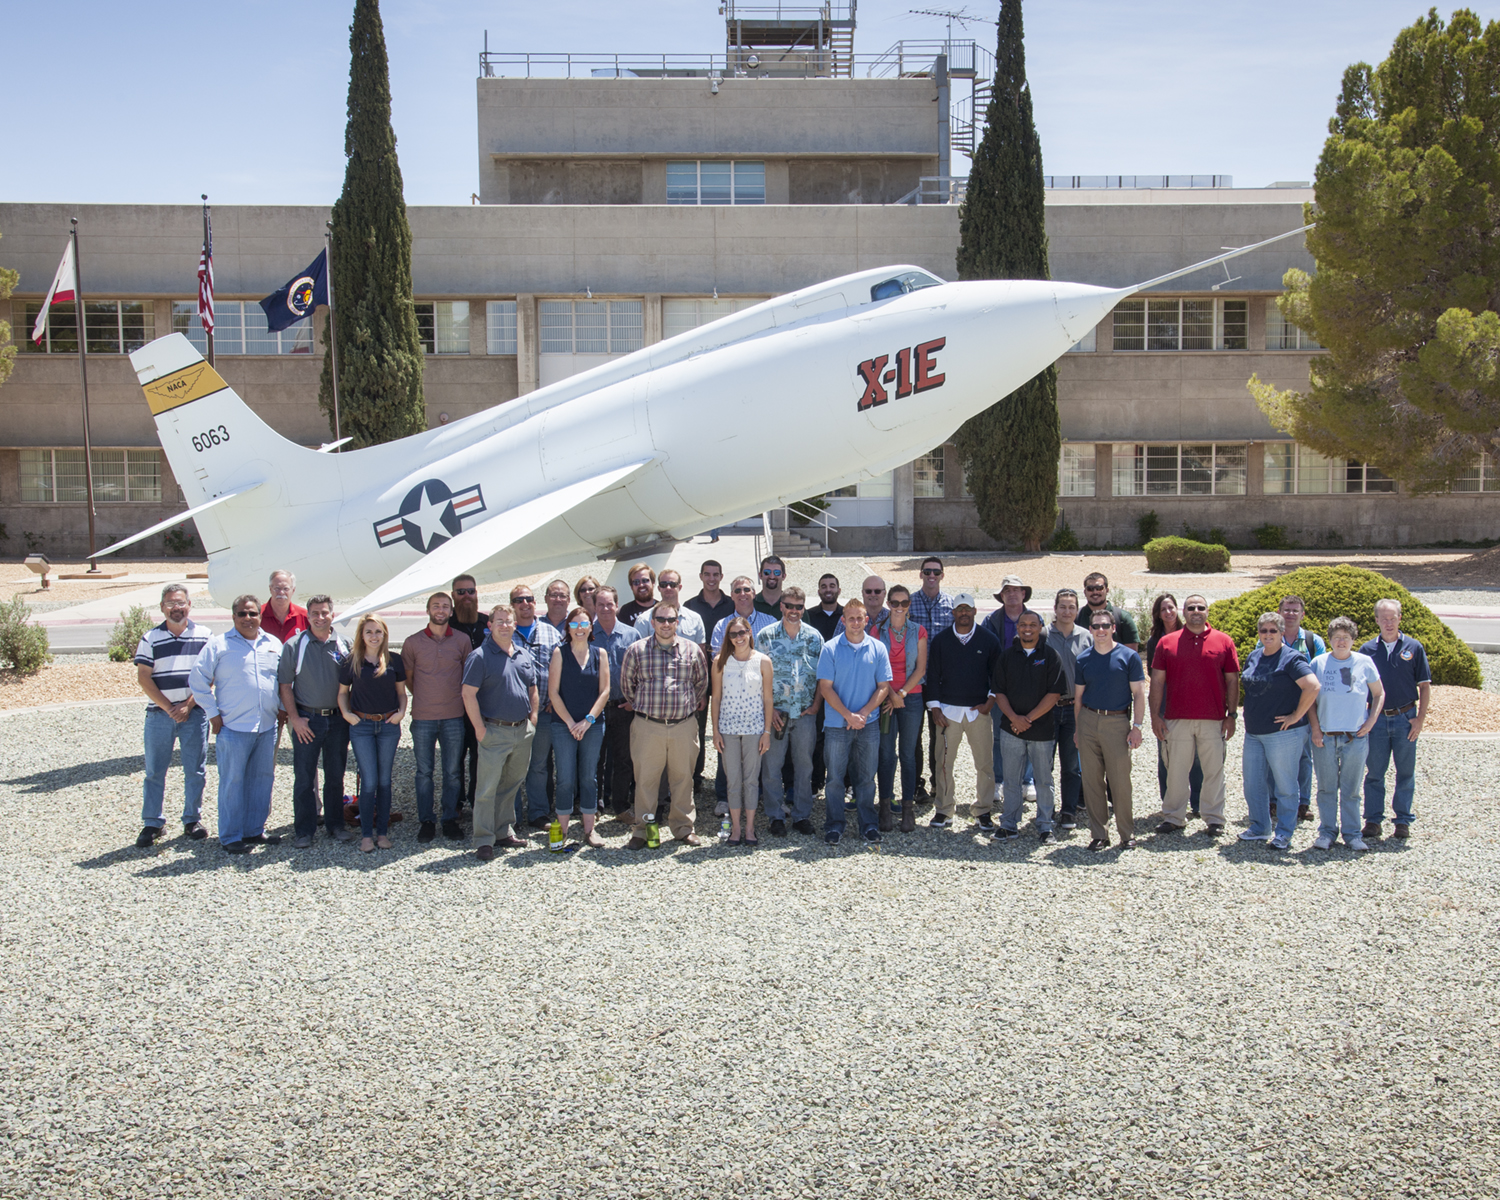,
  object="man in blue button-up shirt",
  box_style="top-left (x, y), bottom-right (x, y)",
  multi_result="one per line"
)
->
top-left (756, 587), bottom-right (824, 835)
top-left (190, 595), bottom-right (284, 855)
top-left (1360, 598), bottom-right (1431, 839)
